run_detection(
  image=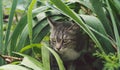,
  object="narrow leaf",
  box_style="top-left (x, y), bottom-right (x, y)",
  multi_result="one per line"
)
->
top-left (0, 0), bottom-right (4, 65)
top-left (81, 15), bottom-right (115, 53)
top-left (4, 0), bottom-right (18, 54)
top-left (15, 52), bottom-right (43, 70)
top-left (0, 0), bottom-right (3, 52)
top-left (89, 0), bottom-right (113, 37)
top-left (10, 6), bottom-right (49, 53)
top-left (0, 65), bottom-right (29, 70)
top-left (42, 44), bottom-right (50, 70)
top-left (43, 43), bottom-right (65, 70)
top-left (106, 0), bottom-right (120, 61)
top-left (27, 0), bottom-right (37, 44)
top-left (21, 57), bottom-right (42, 70)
